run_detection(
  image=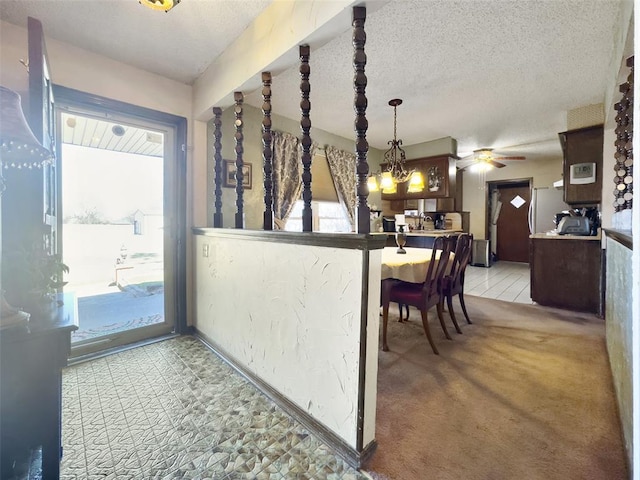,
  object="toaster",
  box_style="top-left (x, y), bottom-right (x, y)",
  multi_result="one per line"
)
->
top-left (557, 217), bottom-right (591, 236)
